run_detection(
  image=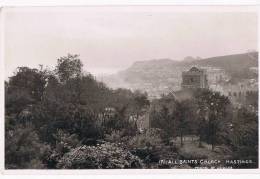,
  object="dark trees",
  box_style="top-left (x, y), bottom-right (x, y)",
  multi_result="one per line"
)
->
top-left (5, 123), bottom-right (51, 169)
top-left (150, 89), bottom-right (232, 149)
top-left (175, 99), bottom-right (197, 146)
top-left (194, 89), bottom-right (231, 150)
top-left (6, 66), bottom-right (49, 115)
top-left (5, 54), bottom-right (150, 169)
top-left (231, 107), bottom-right (258, 168)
